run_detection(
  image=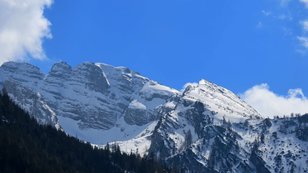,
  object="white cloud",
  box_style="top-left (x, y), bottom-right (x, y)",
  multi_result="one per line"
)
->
top-left (265, 0), bottom-right (308, 50)
top-left (302, 20), bottom-right (308, 31)
top-left (300, 0), bottom-right (308, 8)
top-left (297, 2), bottom-right (308, 49)
top-left (297, 36), bottom-right (308, 48)
top-left (277, 14), bottom-right (293, 21)
top-left (0, 0), bottom-right (53, 65)
top-left (297, 21), bottom-right (308, 49)
top-left (241, 84), bottom-right (308, 117)
top-left (280, 0), bottom-right (291, 7)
